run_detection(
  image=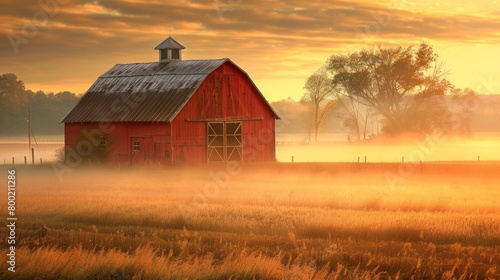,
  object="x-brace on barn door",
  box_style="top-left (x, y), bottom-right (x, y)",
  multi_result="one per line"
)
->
top-left (207, 122), bottom-right (242, 162)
